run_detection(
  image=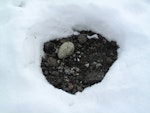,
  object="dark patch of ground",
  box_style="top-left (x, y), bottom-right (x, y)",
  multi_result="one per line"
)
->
top-left (41, 31), bottom-right (119, 94)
